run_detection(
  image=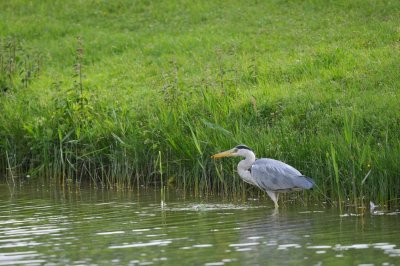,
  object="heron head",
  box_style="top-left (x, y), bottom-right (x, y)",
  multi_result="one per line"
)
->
top-left (211, 144), bottom-right (253, 159)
